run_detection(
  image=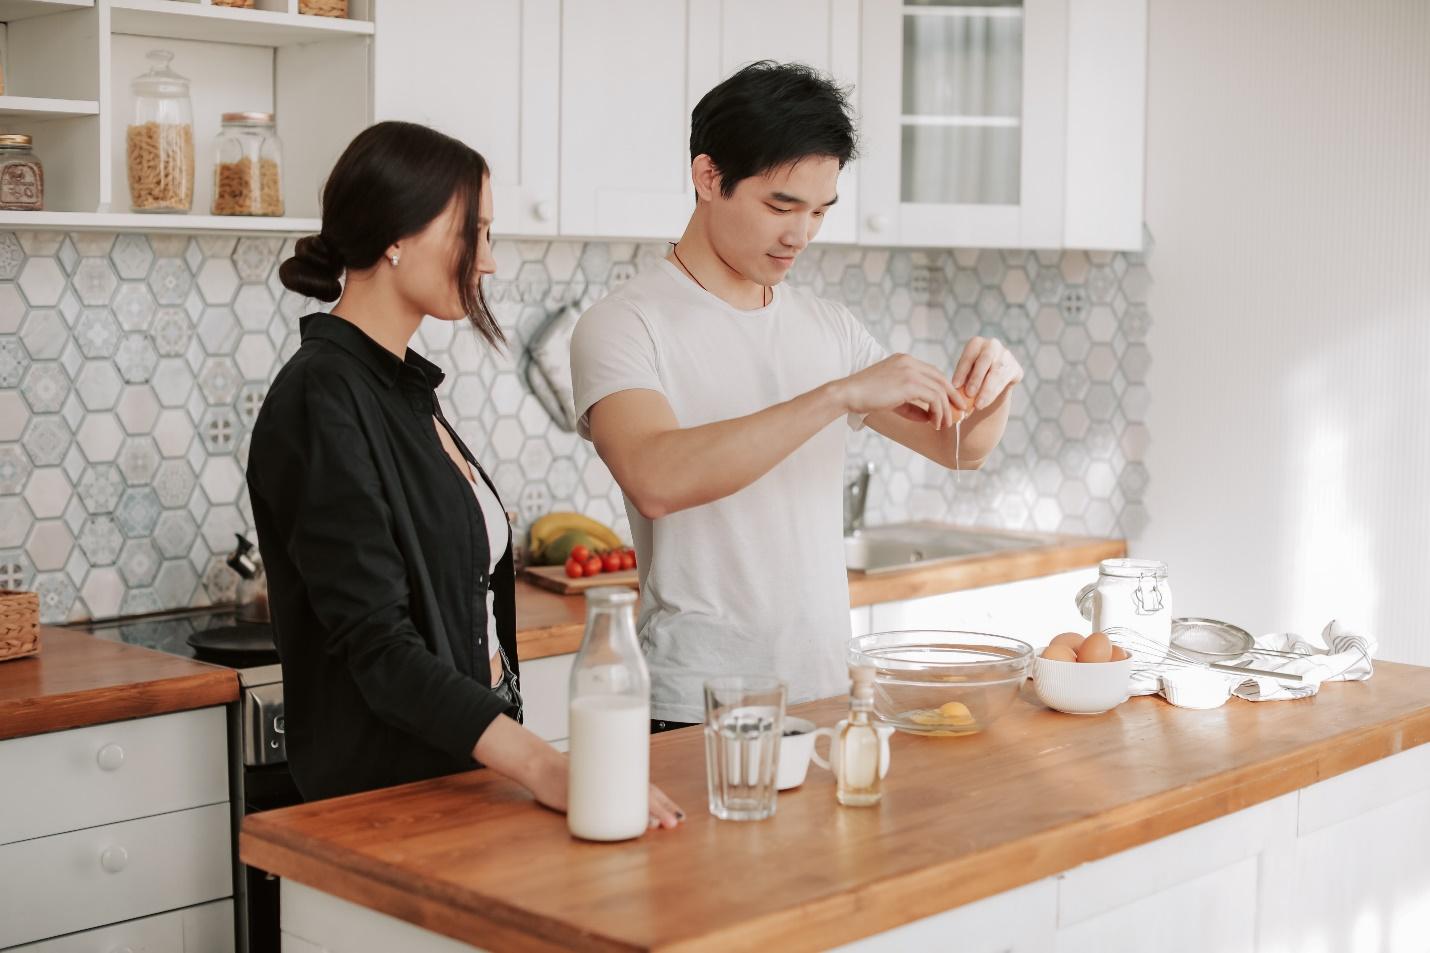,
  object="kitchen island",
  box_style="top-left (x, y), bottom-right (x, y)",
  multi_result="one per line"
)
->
top-left (242, 660), bottom-right (1430, 952)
